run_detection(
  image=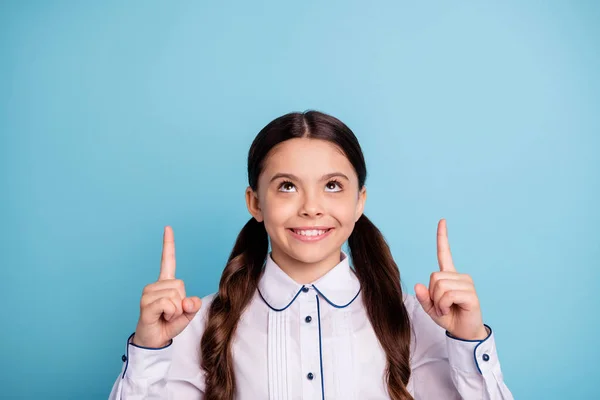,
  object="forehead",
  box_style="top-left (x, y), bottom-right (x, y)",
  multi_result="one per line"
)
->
top-left (262, 138), bottom-right (356, 178)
